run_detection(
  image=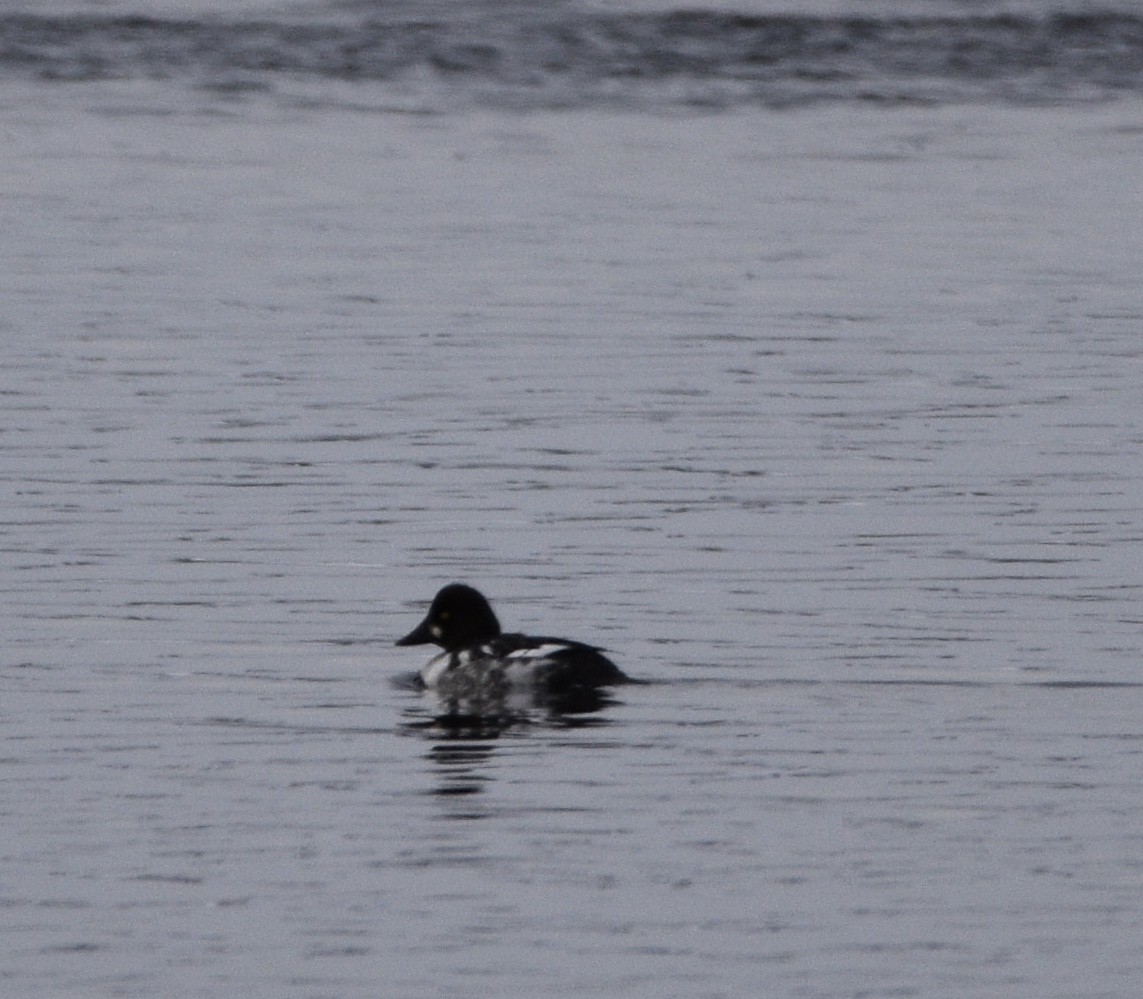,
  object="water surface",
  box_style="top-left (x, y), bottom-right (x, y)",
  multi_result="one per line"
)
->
top-left (3, 1), bottom-right (1143, 995)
